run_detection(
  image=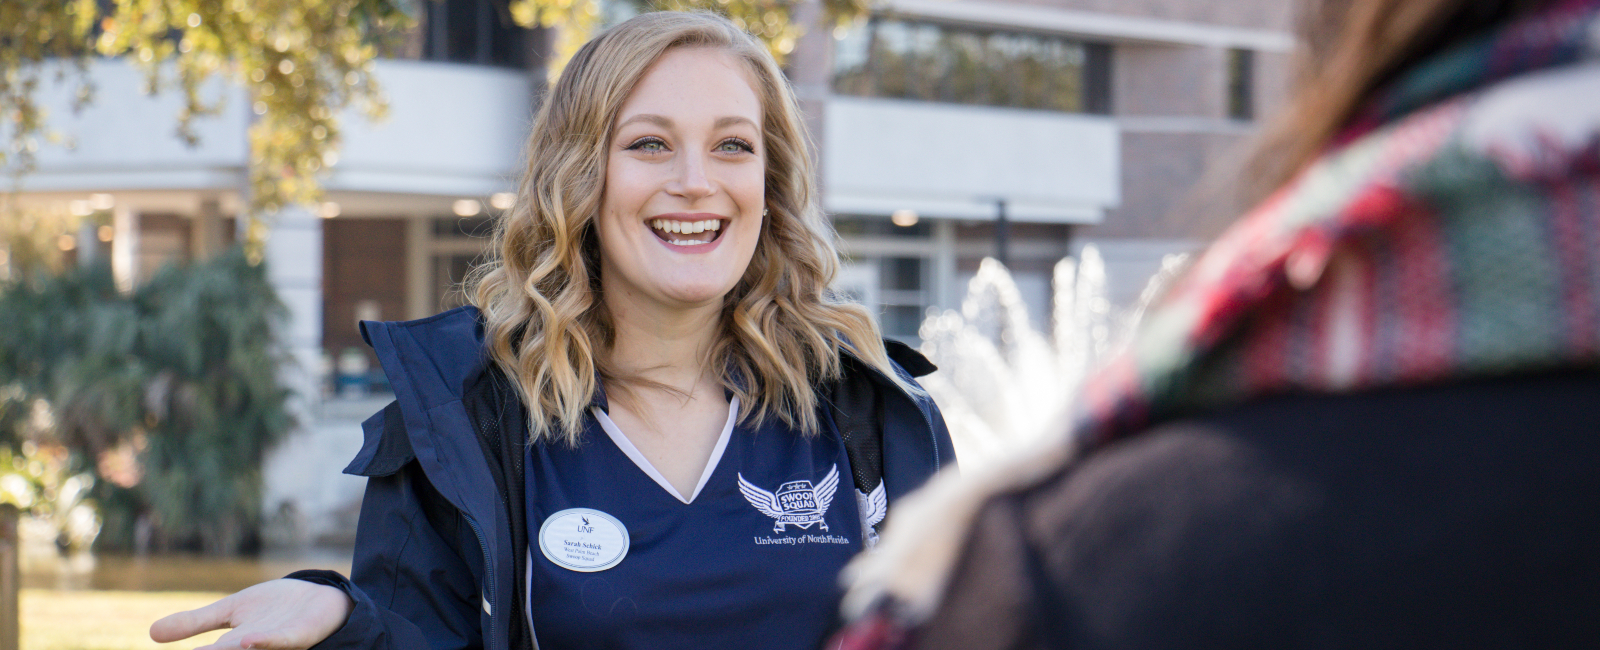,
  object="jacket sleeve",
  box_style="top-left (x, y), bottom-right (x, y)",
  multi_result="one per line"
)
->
top-left (290, 403), bottom-right (487, 650)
